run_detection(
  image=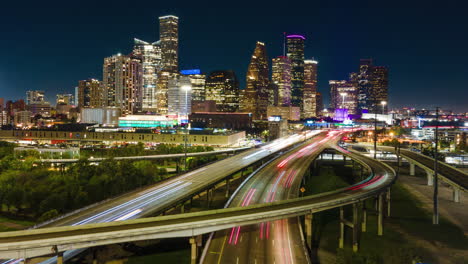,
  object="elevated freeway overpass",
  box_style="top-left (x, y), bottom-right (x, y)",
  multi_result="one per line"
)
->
top-left (0, 133), bottom-right (395, 263)
top-left (354, 144), bottom-right (467, 202)
top-left (37, 146), bottom-right (250, 164)
top-left (0, 131), bottom-right (321, 264)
